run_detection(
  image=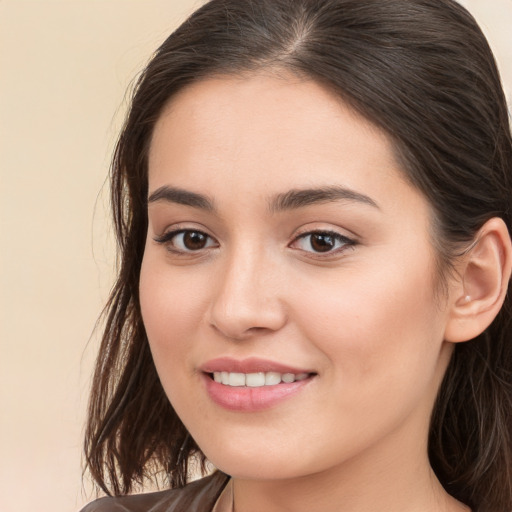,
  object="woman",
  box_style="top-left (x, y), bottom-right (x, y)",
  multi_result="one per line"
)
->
top-left (82, 0), bottom-right (512, 511)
